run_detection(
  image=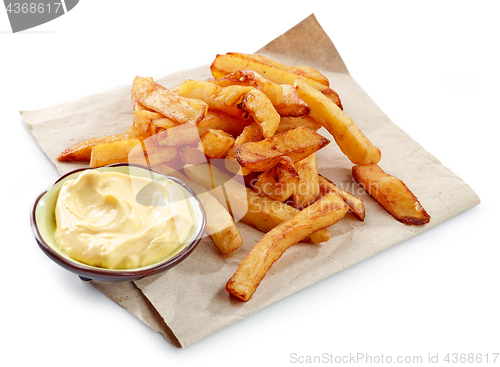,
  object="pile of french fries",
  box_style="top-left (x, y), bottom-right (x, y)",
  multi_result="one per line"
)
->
top-left (58, 52), bottom-right (430, 301)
